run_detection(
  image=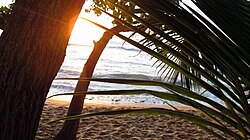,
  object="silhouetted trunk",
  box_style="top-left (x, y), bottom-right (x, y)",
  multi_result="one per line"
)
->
top-left (54, 25), bottom-right (129, 140)
top-left (0, 1), bottom-right (85, 140)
